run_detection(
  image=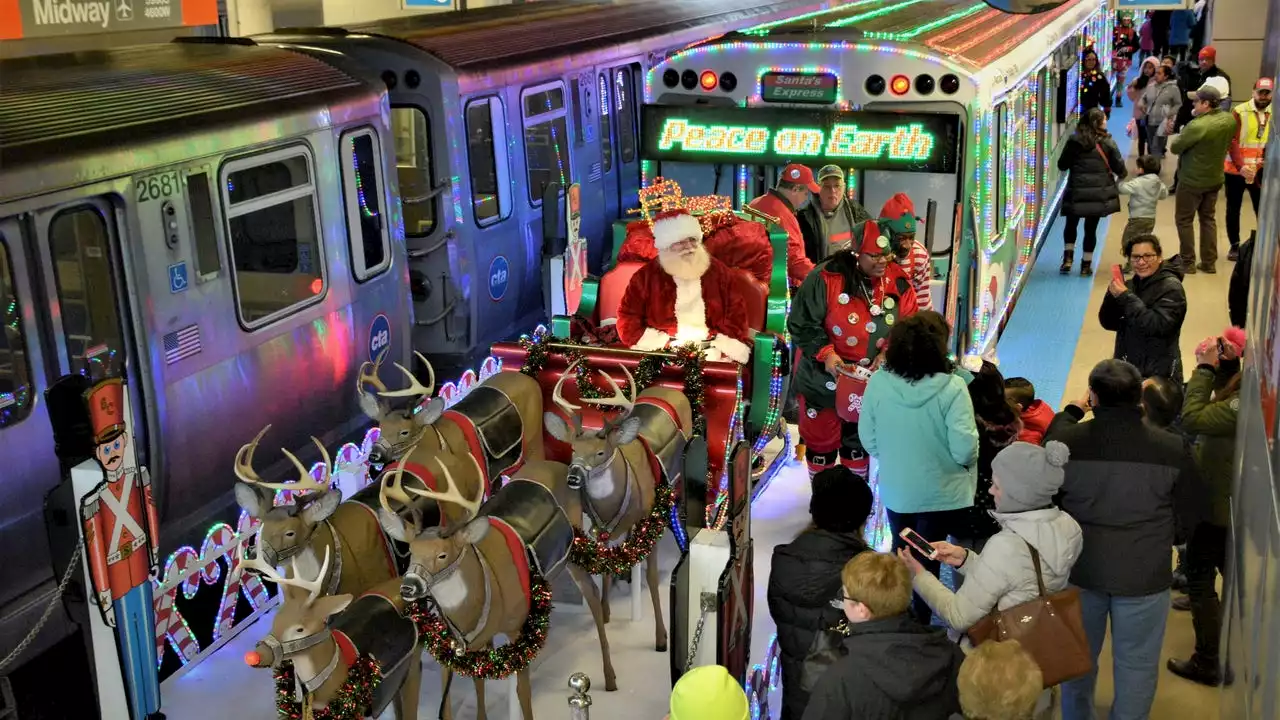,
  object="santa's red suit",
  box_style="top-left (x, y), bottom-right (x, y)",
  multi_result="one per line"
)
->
top-left (615, 209), bottom-right (753, 364)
